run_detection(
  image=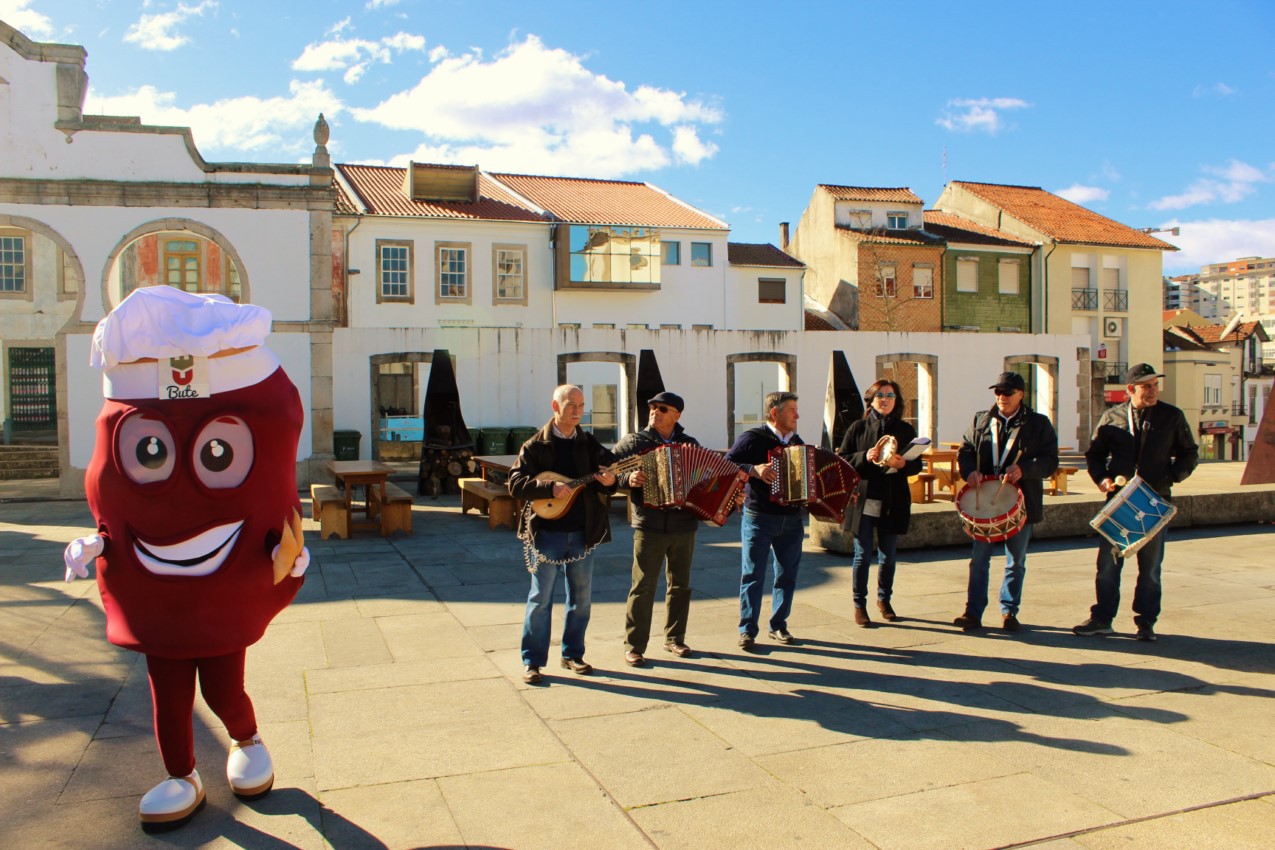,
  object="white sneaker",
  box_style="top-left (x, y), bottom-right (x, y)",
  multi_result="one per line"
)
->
top-left (139, 769), bottom-right (205, 830)
top-left (226, 734), bottom-right (274, 799)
